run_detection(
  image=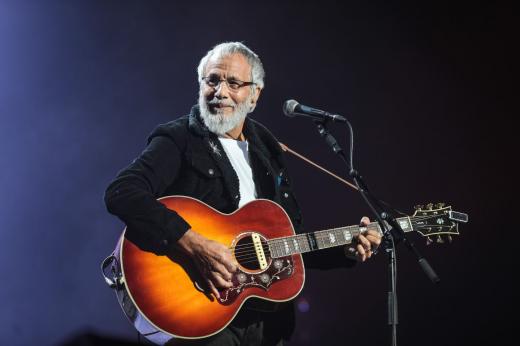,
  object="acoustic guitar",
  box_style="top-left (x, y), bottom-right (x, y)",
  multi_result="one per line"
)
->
top-left (102, 196), bottom-right (467, 344)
